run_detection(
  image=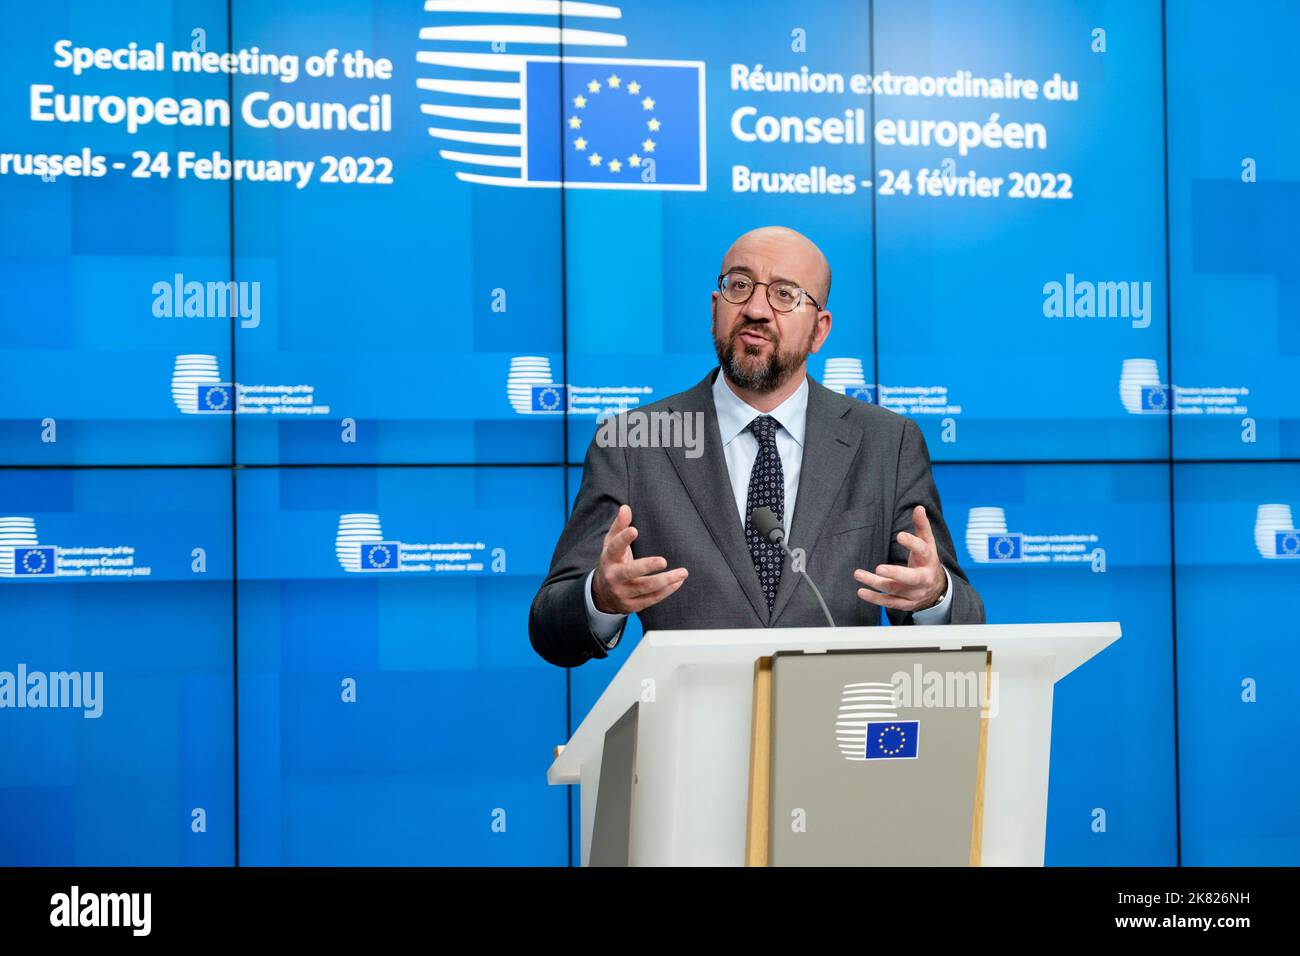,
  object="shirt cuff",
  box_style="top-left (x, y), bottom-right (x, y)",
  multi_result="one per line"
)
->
top-left (585, 569), bottom-right (627, 647)
top-left (911, 566), bottom-right (953, 625)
